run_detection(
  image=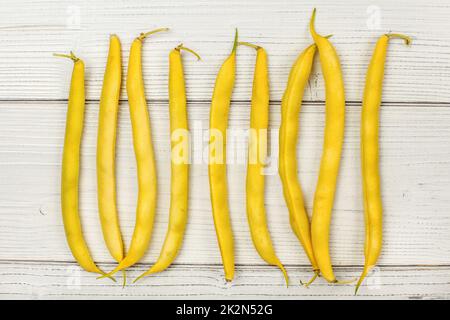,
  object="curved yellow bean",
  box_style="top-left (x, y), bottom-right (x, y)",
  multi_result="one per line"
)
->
top-left (208, 30), bottom-right (238, 281)
top-left (102, 28), bottom-right (168, 278)
top-left (278, 44), bottom-right (319, 280)
top-left (134, 44), bottom-right (200, 282)
top-left (57, 52), bottom-right (112, 280)
top-left (242, 43), bottom-right (288, 285)
top-left (356, 33), bottom-right (411, 293)
top-left (97, 35), bottom-right (124, 263)
top-left (310, 9), bottom-right (346, 283)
